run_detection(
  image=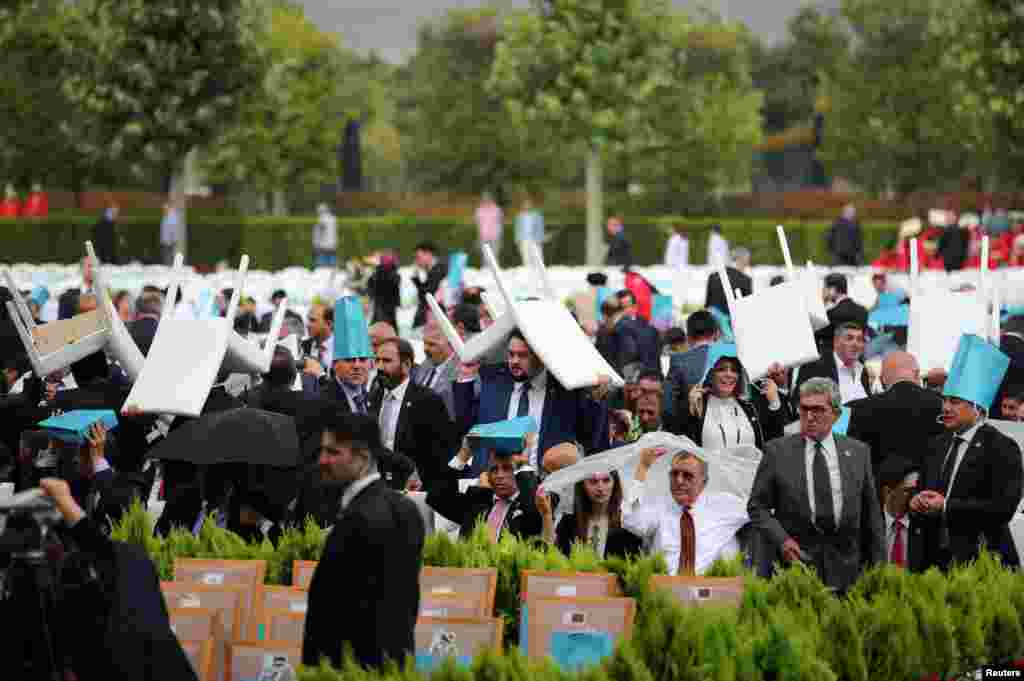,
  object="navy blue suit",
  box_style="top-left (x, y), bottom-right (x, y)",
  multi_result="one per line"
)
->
top-left (453, 364), bottom-right (608, 476)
